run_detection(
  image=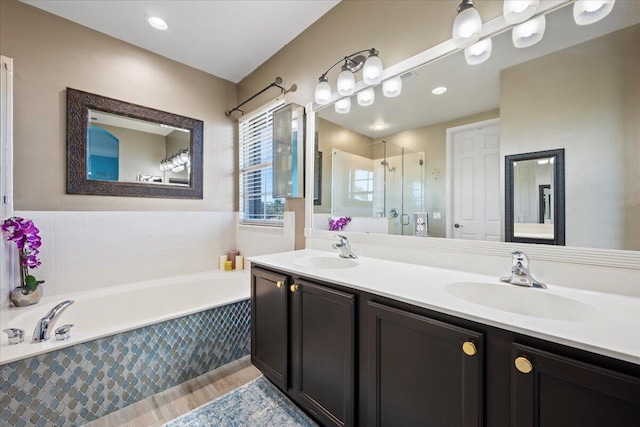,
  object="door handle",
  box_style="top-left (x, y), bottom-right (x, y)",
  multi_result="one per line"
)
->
top-left (454, 223), bottom-right (462, 228)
